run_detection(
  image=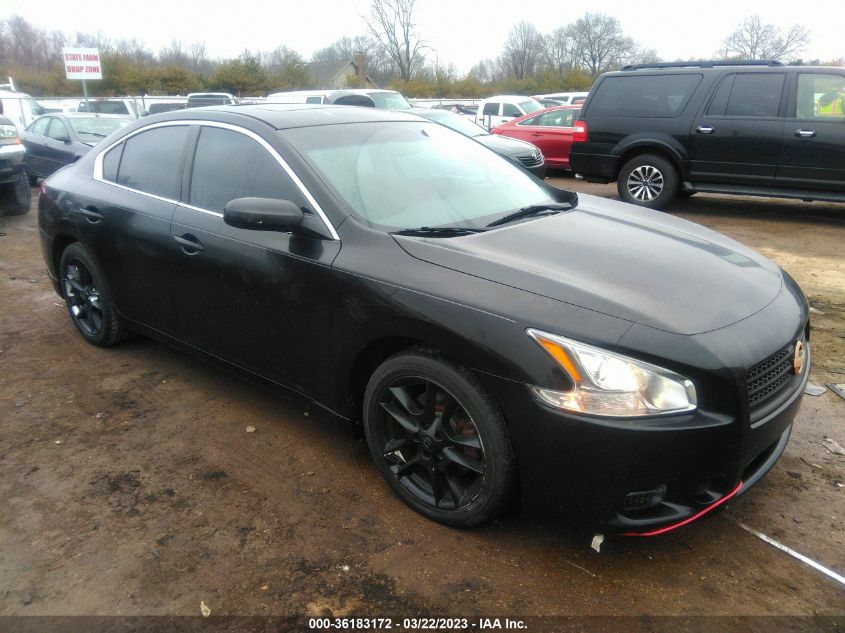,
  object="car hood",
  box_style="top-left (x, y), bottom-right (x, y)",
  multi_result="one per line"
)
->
top-left (394, 194), bottom-right (783, 335)
top-left (476, 134), bottom-right (538, 157)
